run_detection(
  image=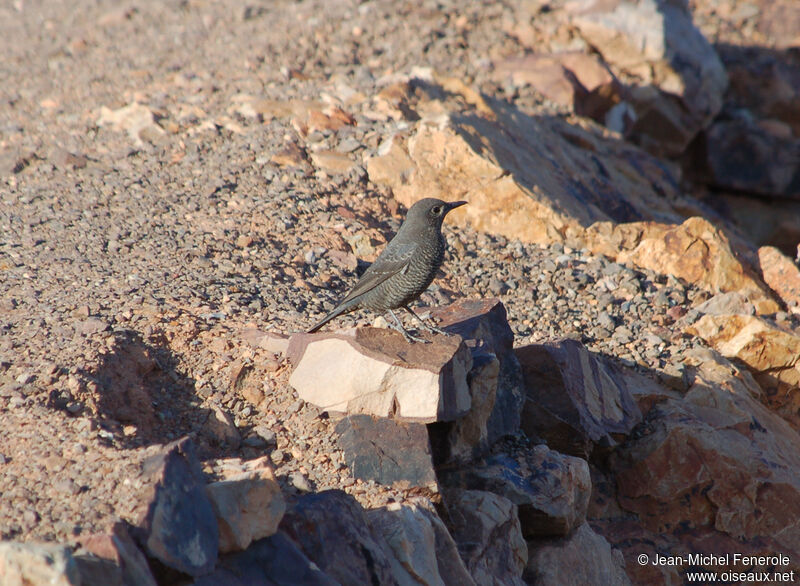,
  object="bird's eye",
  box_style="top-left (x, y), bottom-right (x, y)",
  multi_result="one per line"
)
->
top-left (432, 206), bottom-right (442, 214)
